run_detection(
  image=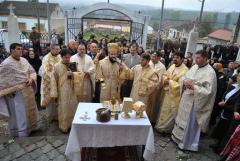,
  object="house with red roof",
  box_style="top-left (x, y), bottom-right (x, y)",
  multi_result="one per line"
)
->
top-left (208, 29), bottom-right (232, 45)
